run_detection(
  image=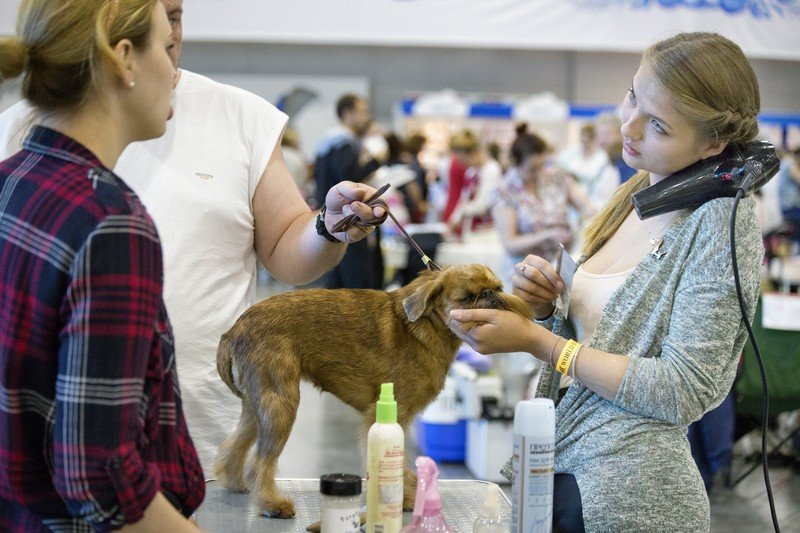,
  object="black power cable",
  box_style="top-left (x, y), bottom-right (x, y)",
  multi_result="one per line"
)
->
top-left (730, 188), bottom-right (780, 533)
